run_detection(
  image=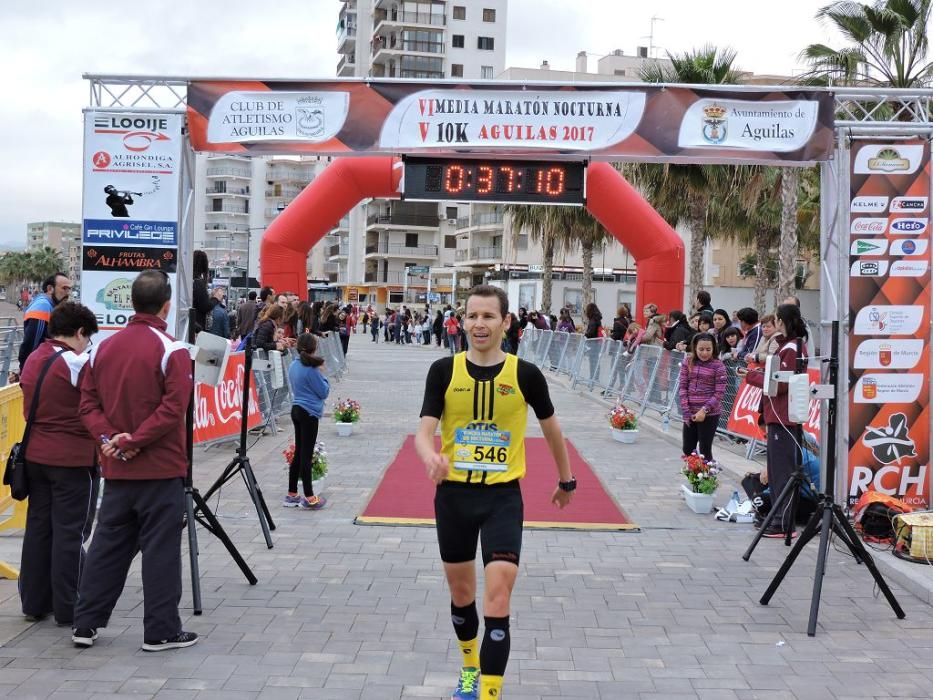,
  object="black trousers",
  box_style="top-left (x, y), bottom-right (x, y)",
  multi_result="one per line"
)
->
top-left (767, 424), bottom-right (800, 532)
top-left (339, 333), bottom-right (349, 356)
top-left (20, 462), bottom-right (99, 624)
top-left (682, 416), bottom-right (719, 462)
top-left (289, 405), bottom-right (320, 497)
top-left (73, 478), bottom-right (184, 641)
